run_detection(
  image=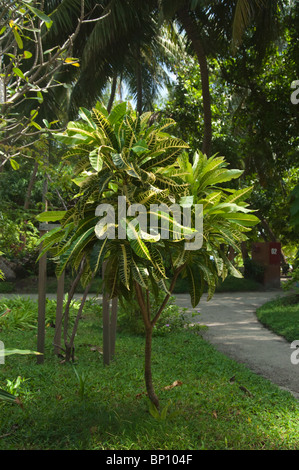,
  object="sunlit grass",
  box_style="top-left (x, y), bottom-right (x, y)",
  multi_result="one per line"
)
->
top-left (256, 294), bottom-right (299, 342)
